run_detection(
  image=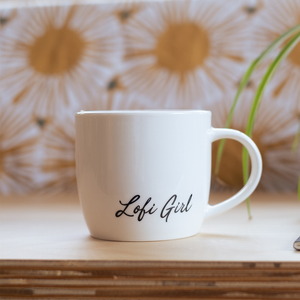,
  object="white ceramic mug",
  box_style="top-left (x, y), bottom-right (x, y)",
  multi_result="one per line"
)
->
top-left (75, 110), bottom-right (262, 241)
